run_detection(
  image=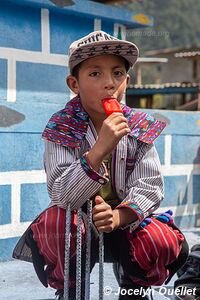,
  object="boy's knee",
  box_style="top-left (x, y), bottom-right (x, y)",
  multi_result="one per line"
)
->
top-left (147, 220), bottom-right (184, 264)
top-left (31, 206), bottom-right (66, 241)
top-left (132, 219), bottom-right (184, 266)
